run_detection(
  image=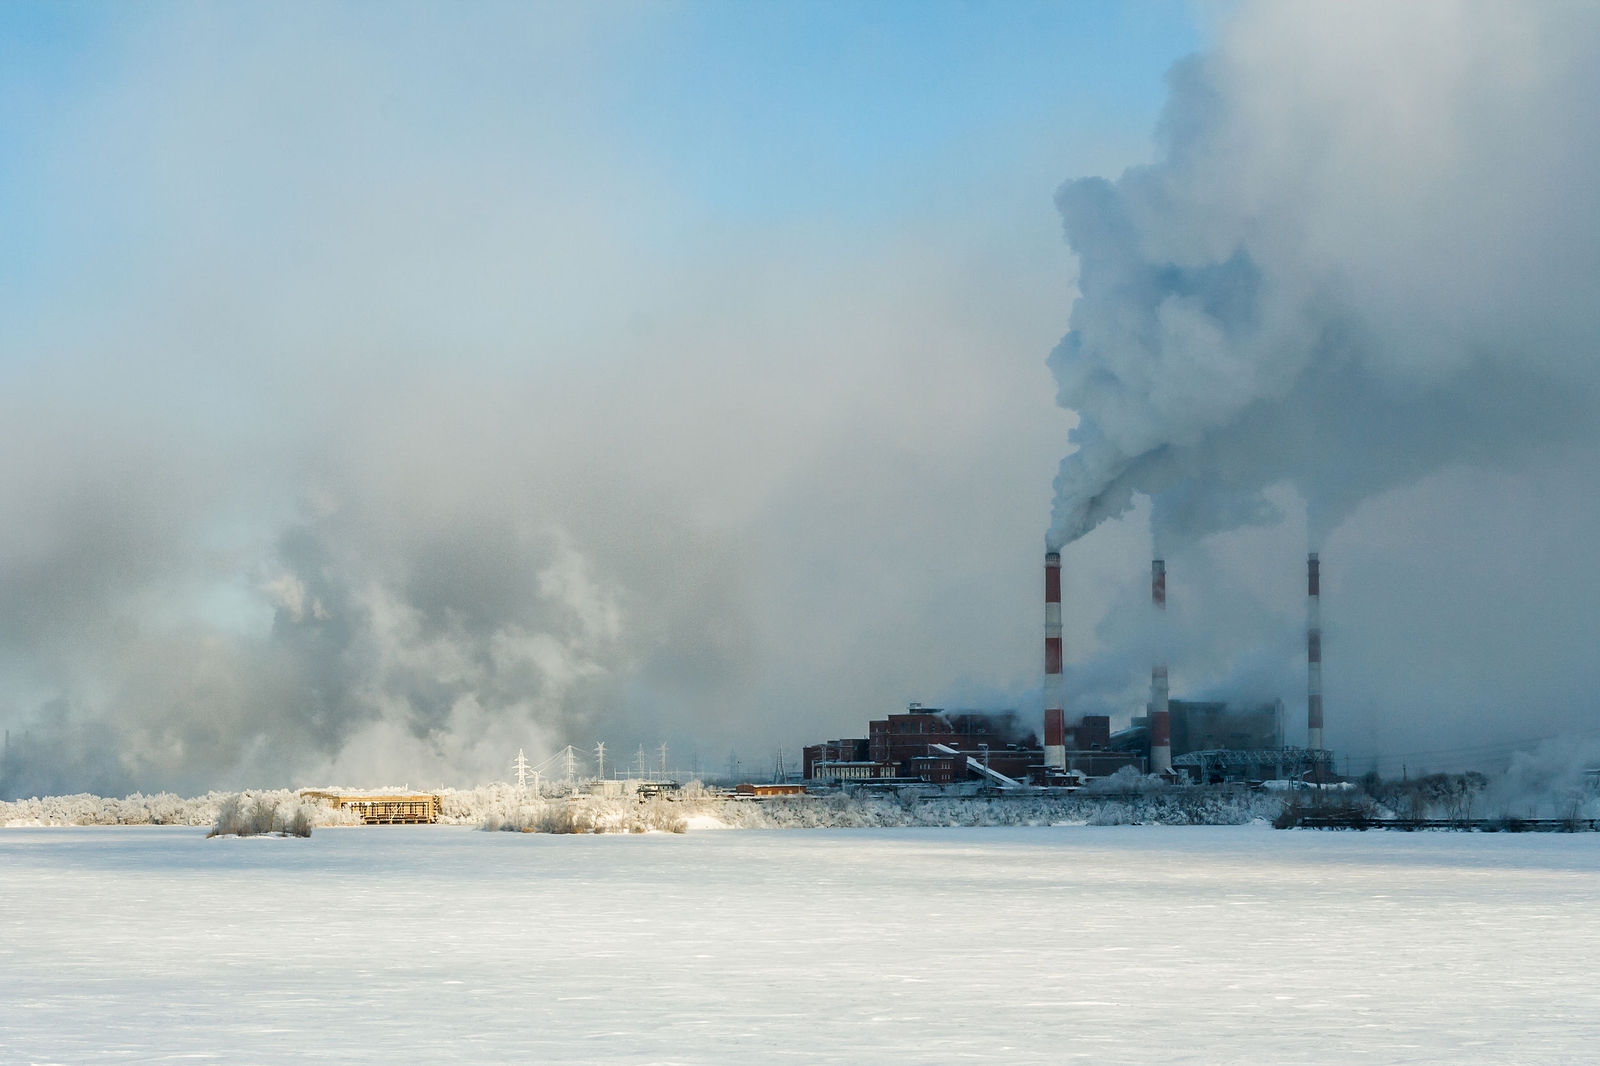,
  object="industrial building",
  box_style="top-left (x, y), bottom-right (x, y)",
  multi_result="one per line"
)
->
top-left (802, 551), bottom-right (1336, 791)
top-left (805, 704), bottom-right (1146, 788)
top-left (800, 550), bottom-right (1337, 784)
top-left (803, 696), bottom-right (1304, 789)
top-left (1039, 550), bottom-right (1336, 785)
top-left (802, 695), bottom-right (1314, 788)
top-left (806, 706), bottom-right (1043, 787)
top-left (1050, 720), bottom-right (1144, 779)
top-left (1107, 699), bottom-right (1327, 783)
